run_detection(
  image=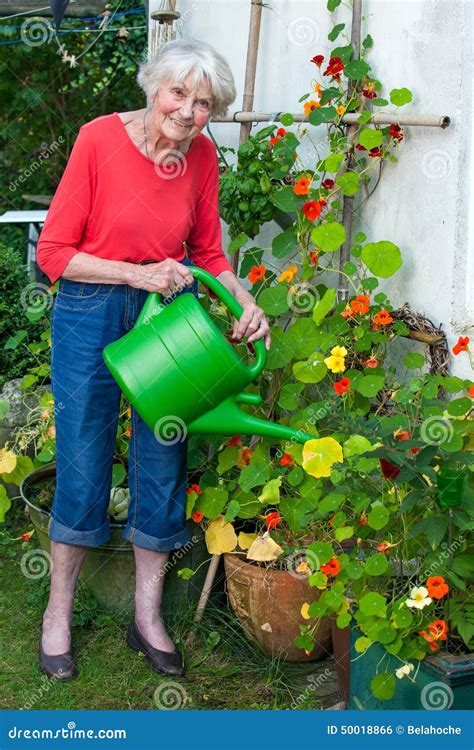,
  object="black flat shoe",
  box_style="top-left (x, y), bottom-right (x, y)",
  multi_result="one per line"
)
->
top-left (39, 627), bottom-right (78, 681)
top-left (126, 619), bottom-right (185, 677)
